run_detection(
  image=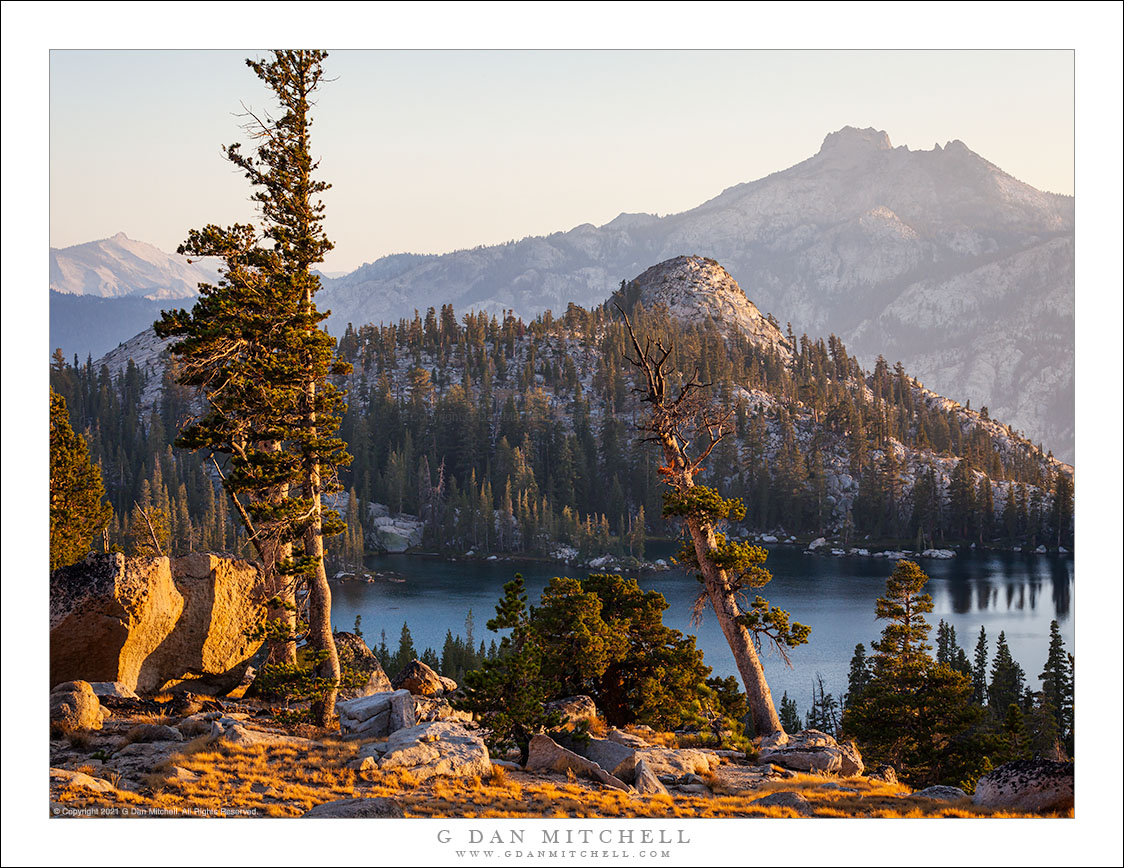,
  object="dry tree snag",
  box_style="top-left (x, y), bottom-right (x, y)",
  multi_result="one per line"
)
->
top-left (618, 306), bottom-right (809, 736)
